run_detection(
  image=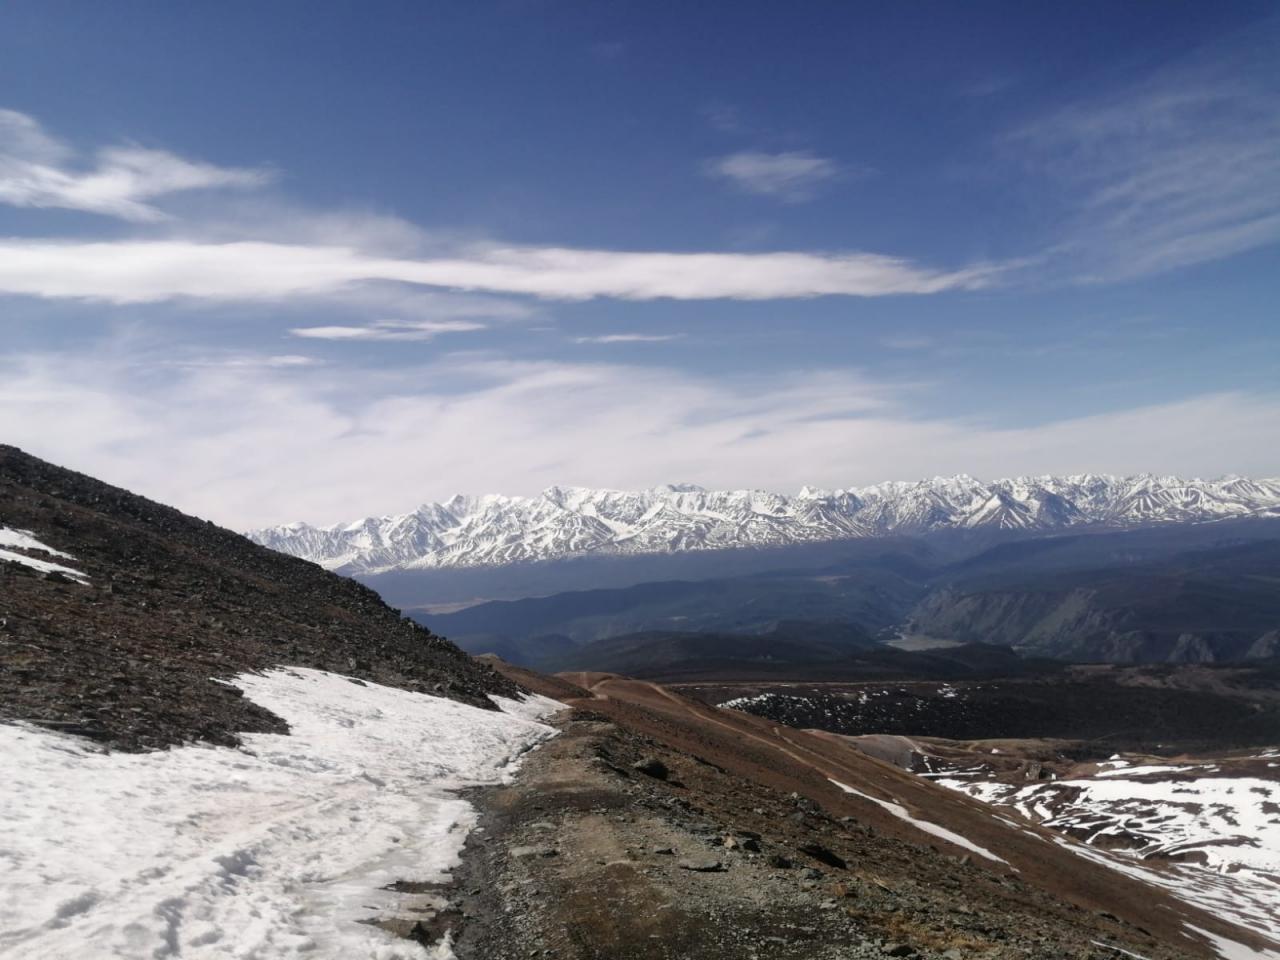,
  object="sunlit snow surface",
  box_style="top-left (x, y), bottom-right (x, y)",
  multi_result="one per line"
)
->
top-left (0, 668), bottom-right (560, 959)
top-left (0, 525), bottom-right (89, 583)
top-left (939, 759), bottom-right (1280, 955)
top-left (250, 474), bottom-right (1280, 573)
